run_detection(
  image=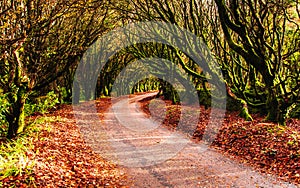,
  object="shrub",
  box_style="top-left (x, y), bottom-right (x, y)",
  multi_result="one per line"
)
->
top-left (25, 91), bottom-right (59, 116)
top-left (0, 94), bottom-right (9, 136)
